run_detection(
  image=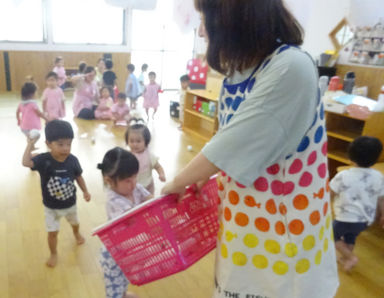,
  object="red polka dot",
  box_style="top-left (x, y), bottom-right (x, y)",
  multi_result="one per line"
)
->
top-left (323, 202), bottom-right (329, 216)
top-left (254, 177), bottom-right (269, 192)
top-left (289, 219), bottom-right (304, 235)
top-left (224, 207), bottom-right (232, 221)
top-left (235, 212), bottom-right (249, 227)
top-left (310, 211), bottom-right (321, 225)
top-left (271, 181), bottom-right (284, 195)
top-left (299, 172), bottom-right (313, 187)
top-left (267, 164), bottom-right (280, 175)
top-left (266, 199), bottom-right (277, 214)
top-left (318, 163), bottom-right (327, 178)
top-left (293, 194), bottom-right (309, 210)
top-left (228, 190), bottom-right (239, 205)
top-left (289, 159), bottom-right (303, 174)
top-left (279, 203), bottom-right (287, 215)
top-left (322, 142), bottom-right (328, 156)
top-left (221, 171), bottom-right (227, 177)
top-left (255, 217), bottom-right (270, 232)
top-left (275, 221), bottom-right (286, 235)
top-left (307, 151), bottom-right (317, 166)
top-left (283, 182), bottom-right (295, 195)
top-left (235, 182), bottom-right (246, 188)
top-left (227, 176), bottom-right (232, 183)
